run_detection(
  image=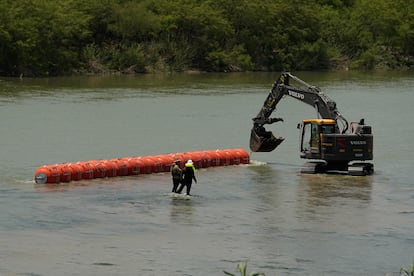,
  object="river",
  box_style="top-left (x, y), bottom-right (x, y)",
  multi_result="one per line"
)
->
top-left (0, 71), bottom-right (413, 275)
